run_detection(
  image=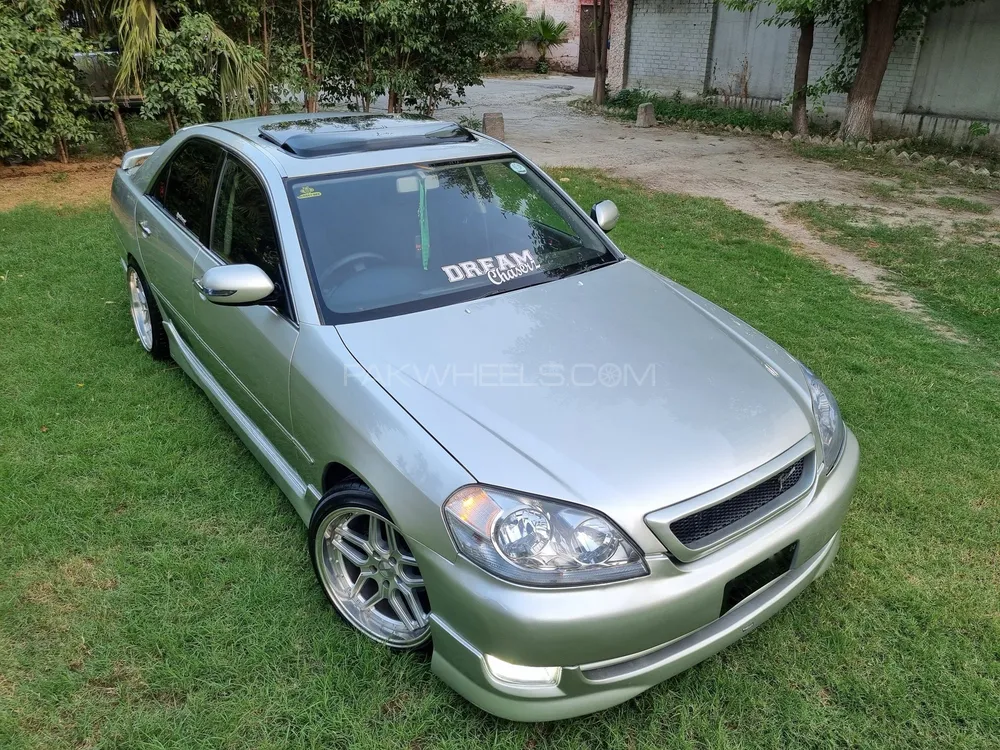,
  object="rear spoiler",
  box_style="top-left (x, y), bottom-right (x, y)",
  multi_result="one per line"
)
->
top-left (121, 146), bottom-right (157, 171)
